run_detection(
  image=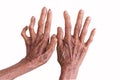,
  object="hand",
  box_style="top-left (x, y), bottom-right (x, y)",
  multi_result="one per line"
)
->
top-left (57, 10), bottom-right (96, 80)
top-left (0, 7), bottom-right (57, 80)
top-left (21, 7), bottom-right (57, 66)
